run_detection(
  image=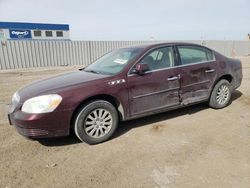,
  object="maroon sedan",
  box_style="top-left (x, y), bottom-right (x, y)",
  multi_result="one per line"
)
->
top-left (8, 43), bottom-right (242, 144)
